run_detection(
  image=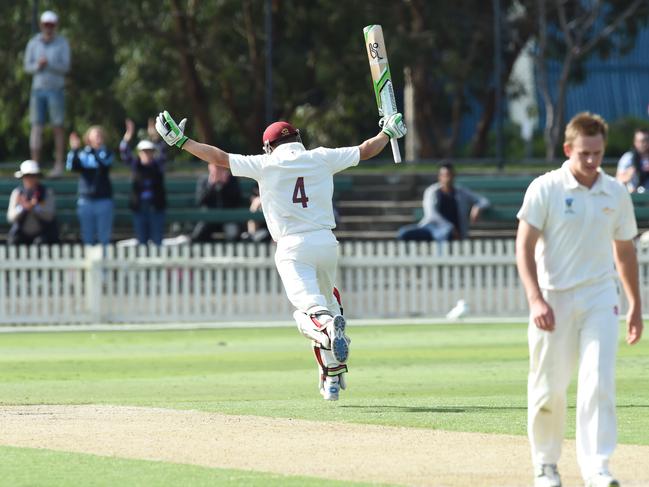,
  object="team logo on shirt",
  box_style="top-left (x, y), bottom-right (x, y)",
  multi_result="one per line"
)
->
top-left (564, 197), bottom-right (575, 214)
top-left (602, 206), bottom-right (615, 215)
